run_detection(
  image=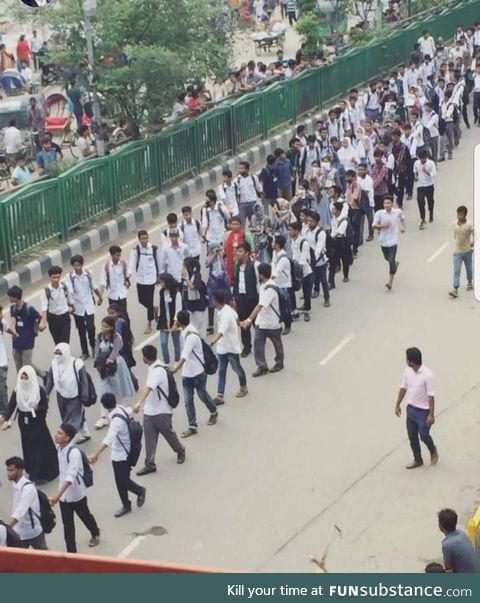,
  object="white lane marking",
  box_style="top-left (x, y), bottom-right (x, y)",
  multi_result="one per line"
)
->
top-left (134, 330), bottom-right (159, 351)
top-left (426, 242), bottom-right (449, 264)
top-left (318, 334), bottom-right (355, 366)
top-left (3, 198), bottom-right (205, 314)
top-left (117, 535), bottom-right (146, 559)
